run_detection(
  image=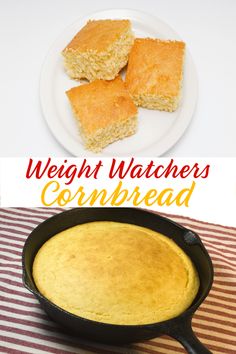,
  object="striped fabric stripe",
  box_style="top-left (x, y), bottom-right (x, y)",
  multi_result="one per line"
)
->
top-left (0, 208), bottom-right (235, 354)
